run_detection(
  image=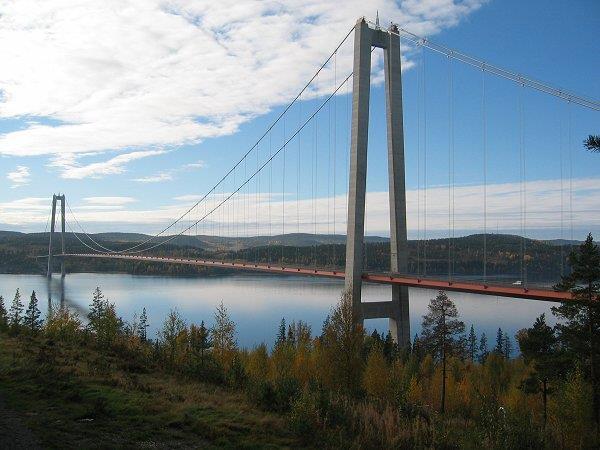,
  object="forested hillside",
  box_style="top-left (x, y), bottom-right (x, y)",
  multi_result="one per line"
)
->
top-left (0, 231), bottom-right (574, 281)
